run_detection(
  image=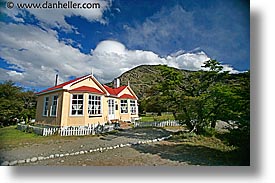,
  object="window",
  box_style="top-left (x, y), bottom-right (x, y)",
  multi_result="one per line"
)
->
top-left (71, 94), bottom-right (83, 116)
top-left (88, 95), bottom-right (102, 116)
top-left (120, 100), bottom-right (128, 114)
top-left (108, 99), bottom-right (115, 115)
top-left (50, 95), bottom-right (58, 116)
top-left (130, 100), bottom-right (137, 115)
top-left (43, 96), bottom-right (49, 116)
